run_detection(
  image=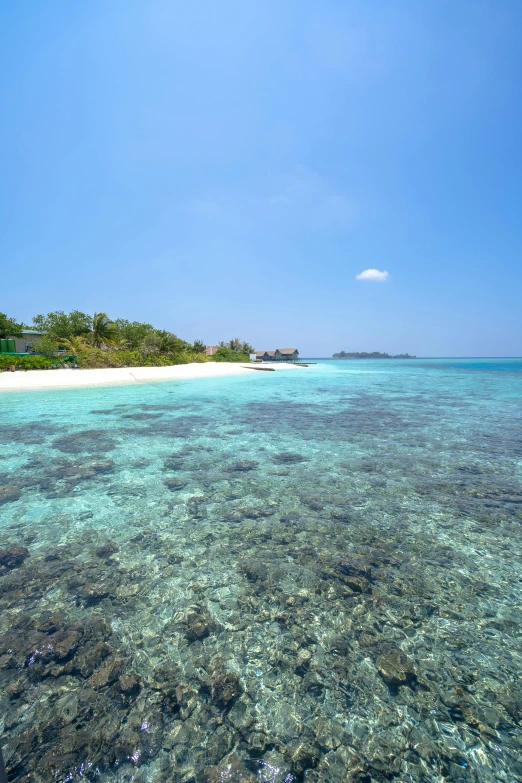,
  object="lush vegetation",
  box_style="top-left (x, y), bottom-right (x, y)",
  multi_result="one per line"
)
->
top-left (218, 338), bottom-right (254, 354)
top-left (0, 354), bottom-right (67, 370)
top-left (0, 309), bottom-right (254, 369)
top-left (212, 339), bottom-right (254, 363)
top-left (32, 310), bottom-right (93, 339)
top-left (212, 347), bottom-right (251, 362)
top-left (0, 312), bottom-right (24, 339)
top-left (332, 351), bottom-right (416, 359)
top-left (76, 349), bottom-right (210, 369)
